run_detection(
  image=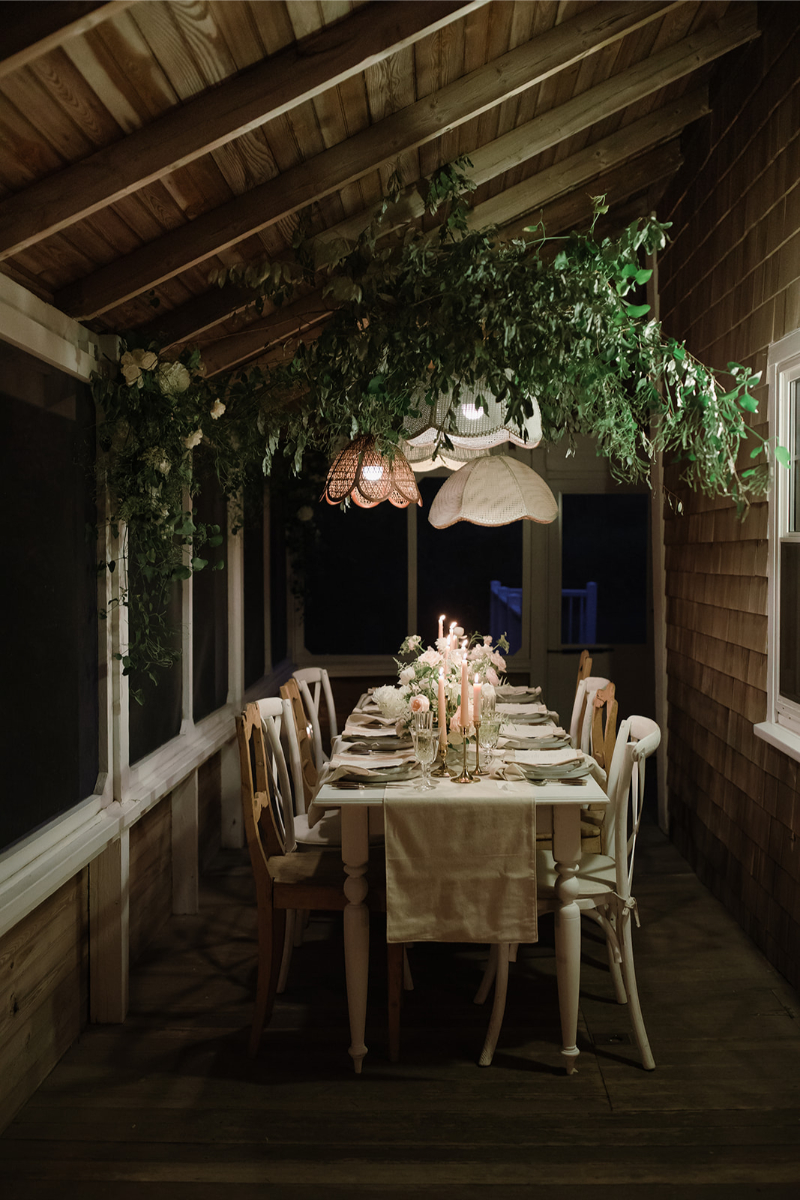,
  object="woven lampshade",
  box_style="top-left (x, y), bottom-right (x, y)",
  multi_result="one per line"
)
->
top-left (322, 434), bottom-right (422, 509)
top-left (428, 455), bottom-right (558, 528)
top-left (402, 379), bottom-right (542, 451)
top-left (401, 440), bottom-right (492, 474)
